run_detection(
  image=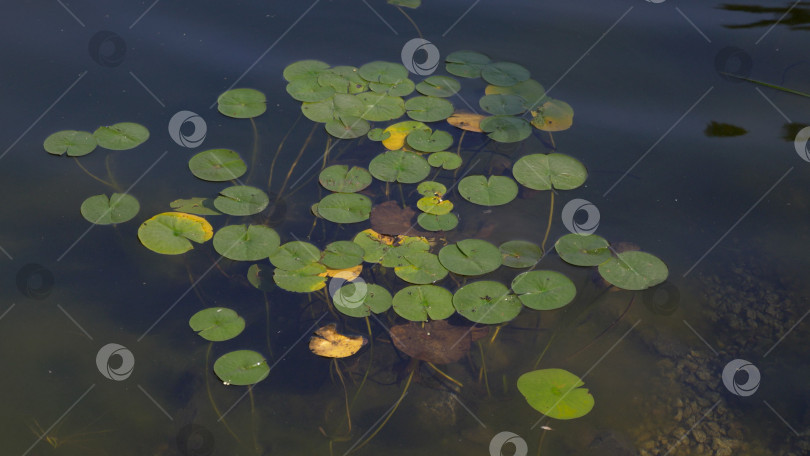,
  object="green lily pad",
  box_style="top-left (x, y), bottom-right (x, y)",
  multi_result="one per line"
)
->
top-left (405, 96), bottom-right (454, 122)
top-left (554, 233), bottom-right (611, 267)
top-left (445, 50), bottom-right (491, 78)
top-left (283, 60), bottom-right (330, 82)
top-left (319, 67), bottom-right (368, 94)
top-left (213, 185), bottom-right (269, 216)
top-left (481, 62), bottom-right (530, 87)
top-left (273, 263), bottom-right (327, 292)
top-left (458, 175), bottom-right (518, 206)
top-left (511, 270), bottom-right (576, 310)
top-left (213, 350), bottom-right (270, 386)
top-left (417, 212), bottom-right (458, 231)
top-left (486, 79), bottom-right (547, 110)
top-left (417, 195), bottom-right (453, 215)
top-left (406, 129), bottom-right (453, 152)
top-left (137, 212), bottom-right (214, 255)
top-left (479, 94), bottom-right (526, 116)
top-left (393, 285), bottom-right (454, 321)
top-left (325, 115), bottom-right (370, 139)
top-left (302, 94), bottom-right (365, 123)
top-left (217, 88), bottom-right (267, 118)
top-left (355, 92), bottom-right (405, 122)
top-left (517, 368), bottom-right (594, 420)
top-left (417, 181), bottom-right (447, 196)
top-left (394, 251), bottom-right (448, 284)
top-left (416, 76), bottom-right (460, 97)
top-left (439, 239), bottom-right (502, 276)
top-left (317, 193), bottom-right (372, 224)
top-left (369, 150), bottom-right (430, 184)
top-left (428, 151), bottom-right (462, 170)
top-left (44, 130), bottom-right (97, 156)
top-left (188, 149), bottom-right (247, 182)
top-left (269, 241), bottom-right (322, 270)
top-left (359, 61), bottom-right (409, 84)
top-left (213, 225), bottom-right (280, 261)
top-left (479, 116), bottom-right (531, 143)
top-left (381, 240), bottom-right (430, 268)
top-left (499, 240), bottom-right (542, 268)
top-left (80, 193), bottom-right (140, 225)
top-left (513, 153), bottom-right (587, 191)
top-left (369, 79), bottom-right (415, 97)
top-left (333, 283), bottom-right (392, 317)
top-left (531, 98), bottom-right (574, 132)
top-left (367, 128), bottom-right (390, 141)
top-left (247, 263), bottom-right (275, 291)
top-left (286, 78), bottom-right (335, 102)
top-left (322, 241), bottom-right (365, 269)
top-left (353, 229), bottom-right (393, 263)
top-left (170, 197), bottom-right (221, 216)
top-left (598, 251), bottom-right (669, 291)
top-left (319, 165), bottom-right (372, 193)
top-left (189, 307), bottom-right (245, 342)
top-left (93, 122), bottom-right (149, 150)
top-left (453, 281), bottom-right (522, 324)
